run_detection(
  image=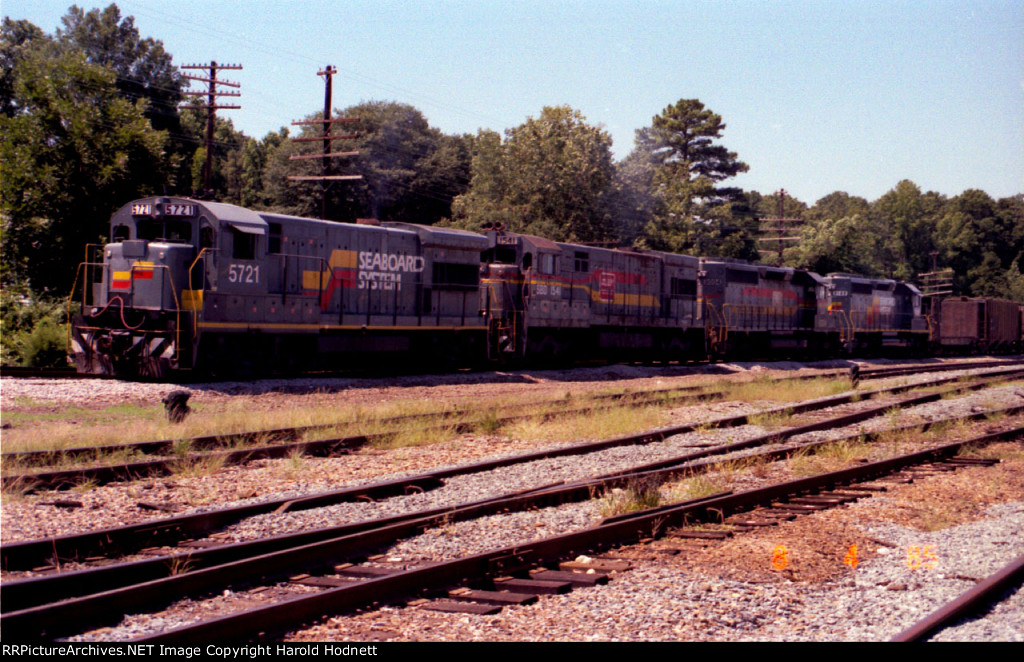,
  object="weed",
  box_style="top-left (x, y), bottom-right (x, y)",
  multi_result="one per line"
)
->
top-left (276, 449), bottom-right (308, 481)
top-left (0, 475), bottom-right (34, 501)
top-left (748, 410), bottom-right (793, 429)
top-left (983, 408), bottom-right (1007, 423)
top-left (170, 453), bottom-right (227, 479)
top-left (370, 424), bottom-right (456, 450)
top-left (885, 406), bottom-right (904, 429)
top-left (70, 477), bottom-right (99, 493)
top-left (723, 376), bottom-right (849, 404)
top-left (171, 439), bottom-right (192, 459)
top-left (789, 437), bottom-right (871, 476)
top-left (474, 410), bottom-right (504, 435)
top-left (665, 474), bottom-right (730, 502)
top-left (718, 454), bottom-right (771, 479)
top-left (599, 476), bottom-right (664, 517)
top-left (693, 421), bottom-right (719, 435)
top-left (506, 404), bottom-right (665, 443)
top-left (165, 553), bottom-right (195, 576)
